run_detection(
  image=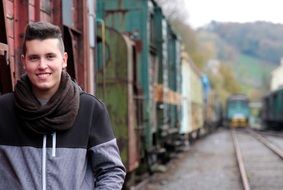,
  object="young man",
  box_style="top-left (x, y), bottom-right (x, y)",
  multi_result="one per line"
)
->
top-left (0, 22), bottom-right (126, 189)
